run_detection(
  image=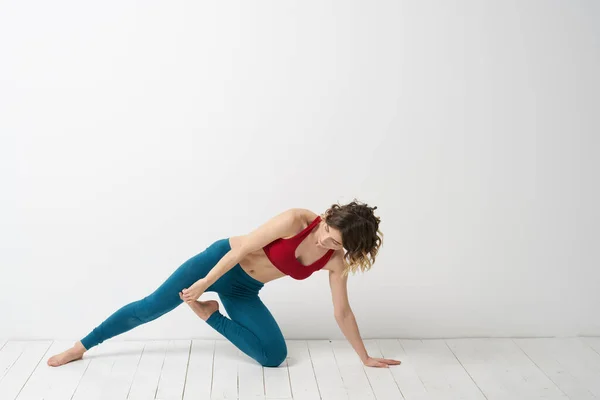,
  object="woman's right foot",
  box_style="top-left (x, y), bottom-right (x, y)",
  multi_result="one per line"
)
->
top-left (47, 341), bottom-right (86, 367)
top-left (184, 298), bottom-right (219, 321)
